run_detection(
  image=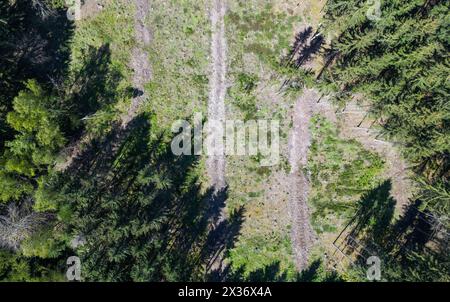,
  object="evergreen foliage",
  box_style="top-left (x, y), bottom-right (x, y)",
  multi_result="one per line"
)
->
top-left (321, 0), bottom-right (449, 182)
